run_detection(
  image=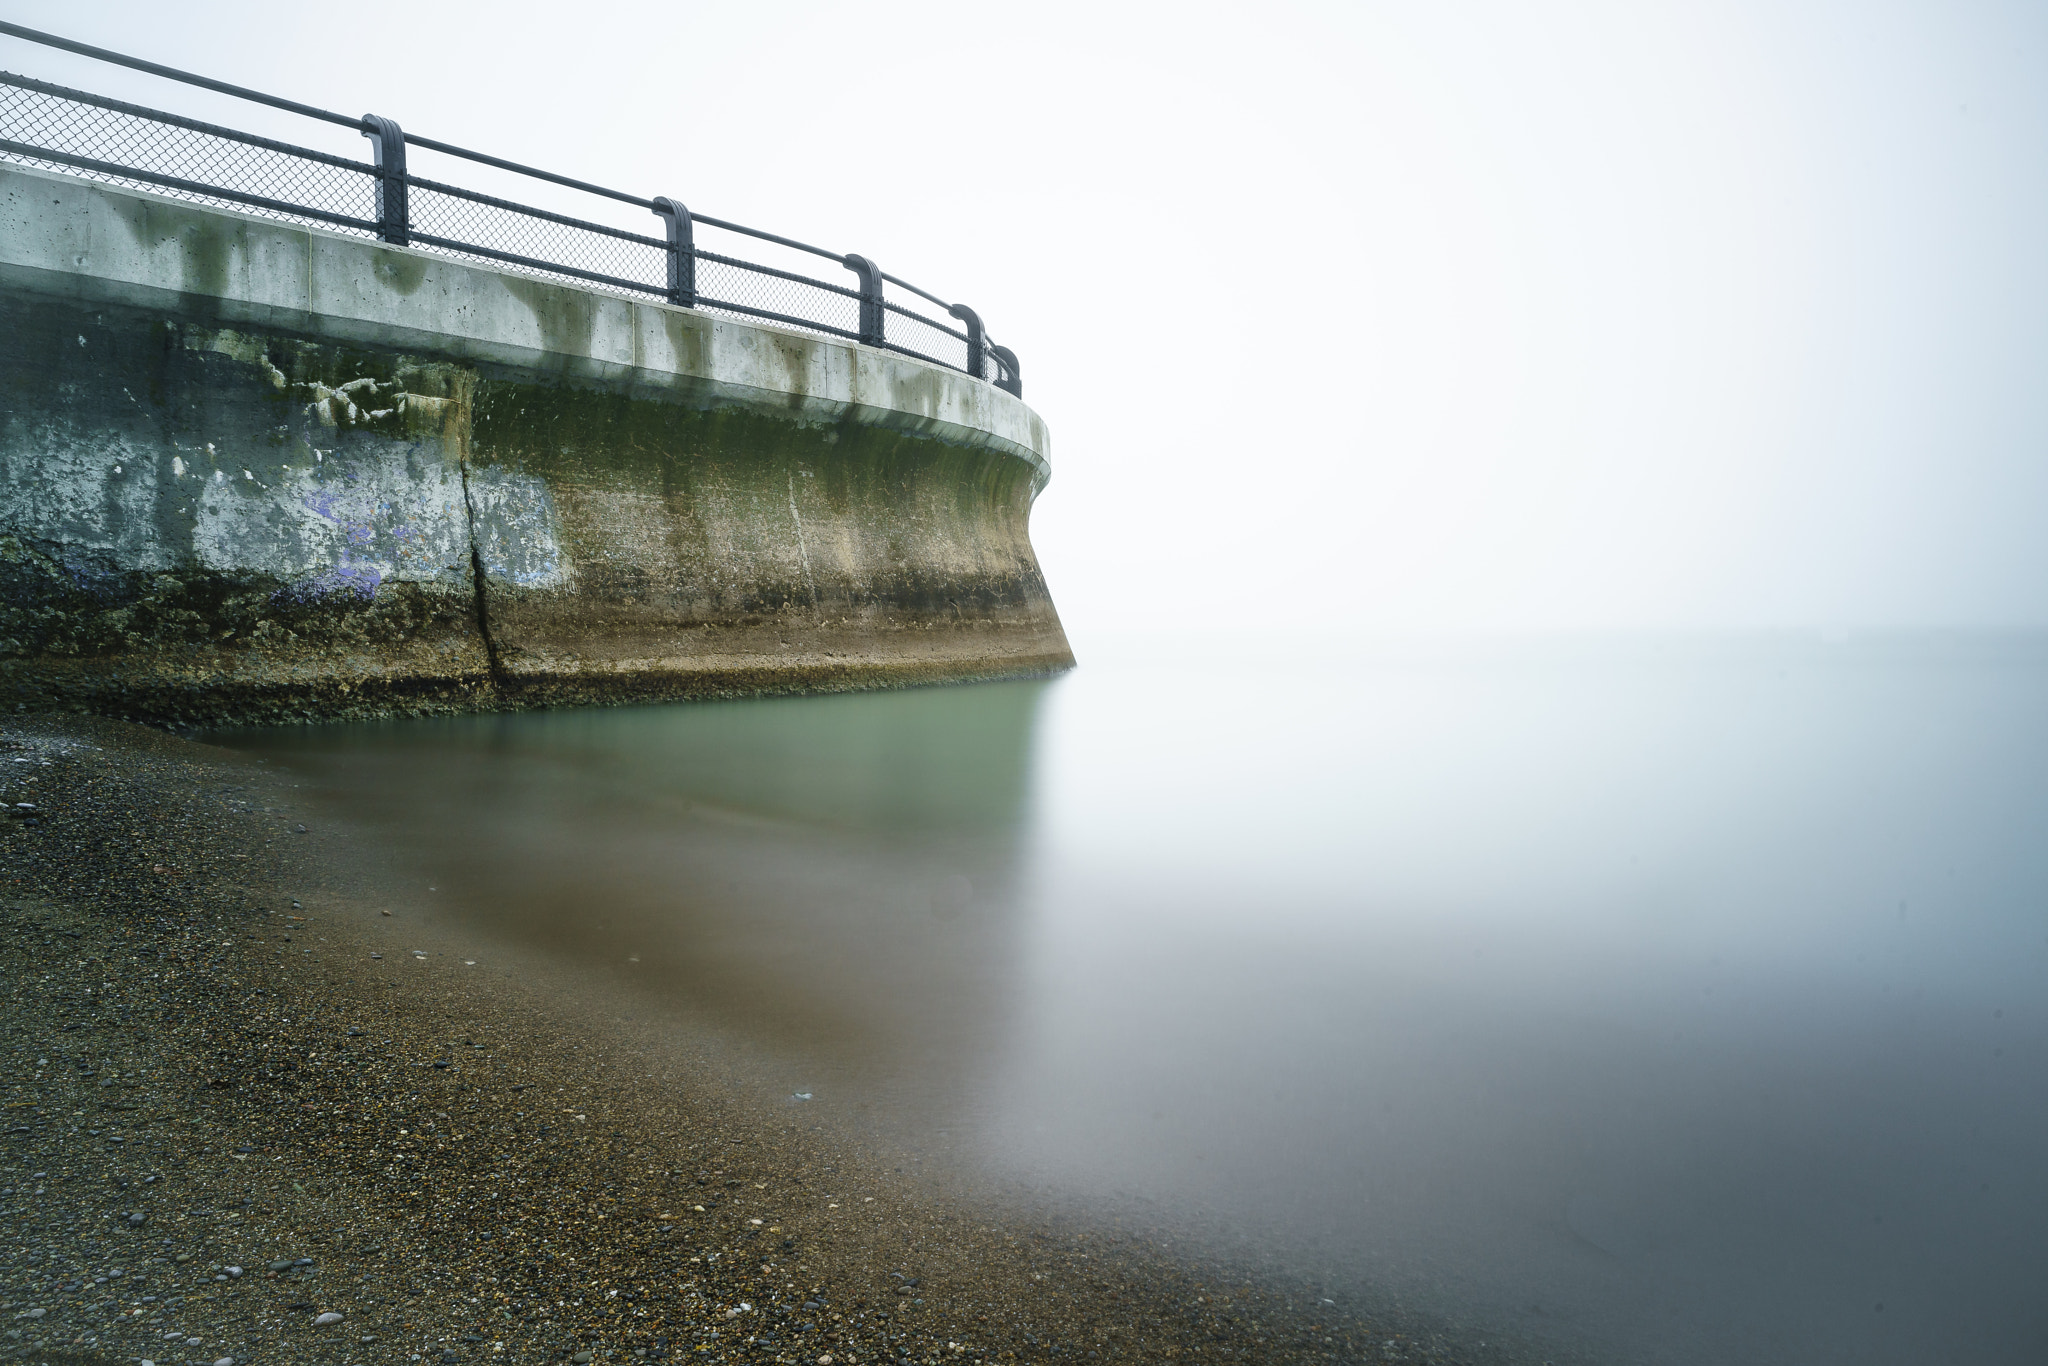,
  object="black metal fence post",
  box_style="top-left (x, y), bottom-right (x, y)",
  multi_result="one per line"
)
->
top-left (843, 254), bottom-right (884, 346)
top-left (948, 303), bottom-right (986, 380)
top-left (651, 197), bottom-right (696, 307)
top-left (990, 345), bottom-right (1021, 398)
top-left (359, 113), bottom-right (408, 245)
